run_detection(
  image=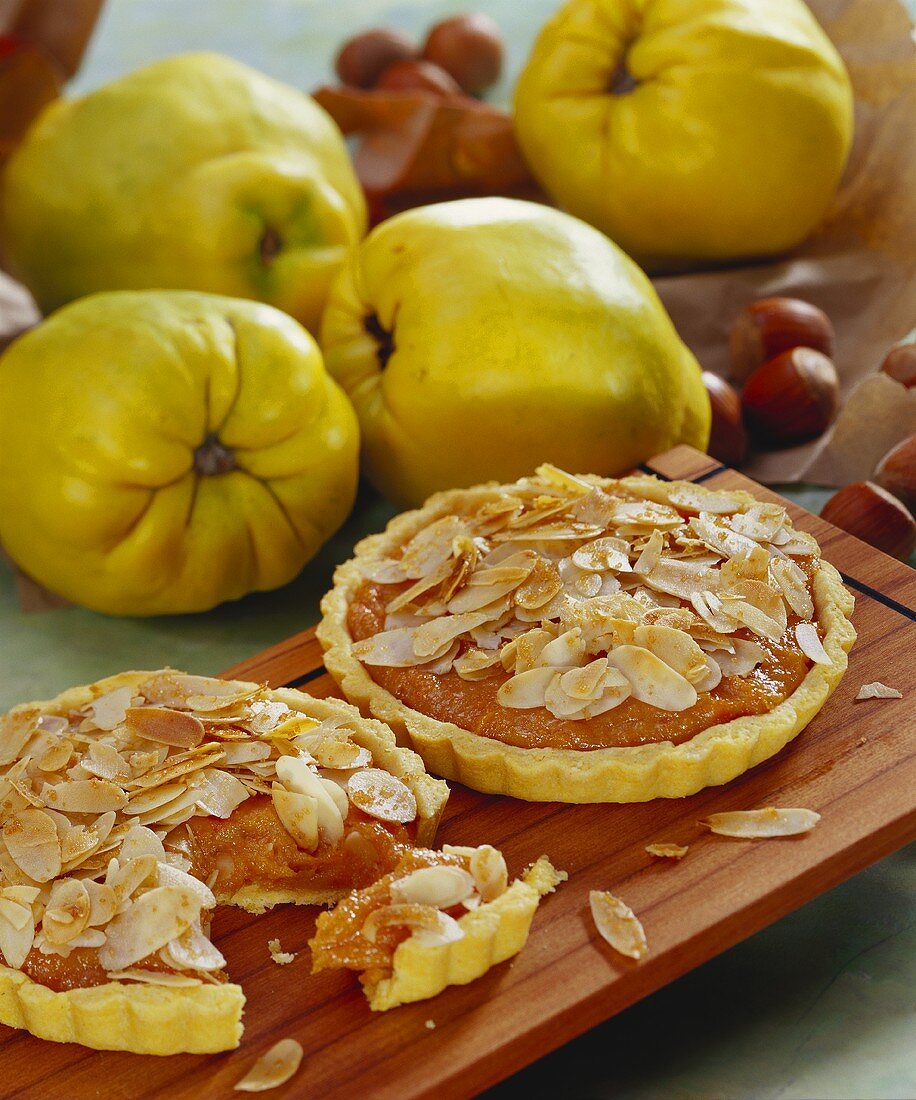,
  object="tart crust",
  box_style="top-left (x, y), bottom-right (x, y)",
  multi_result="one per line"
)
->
top-left (0, 671), bottom-right (449, 1053)
top-left (318, 477), bottom-right (856, 802)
